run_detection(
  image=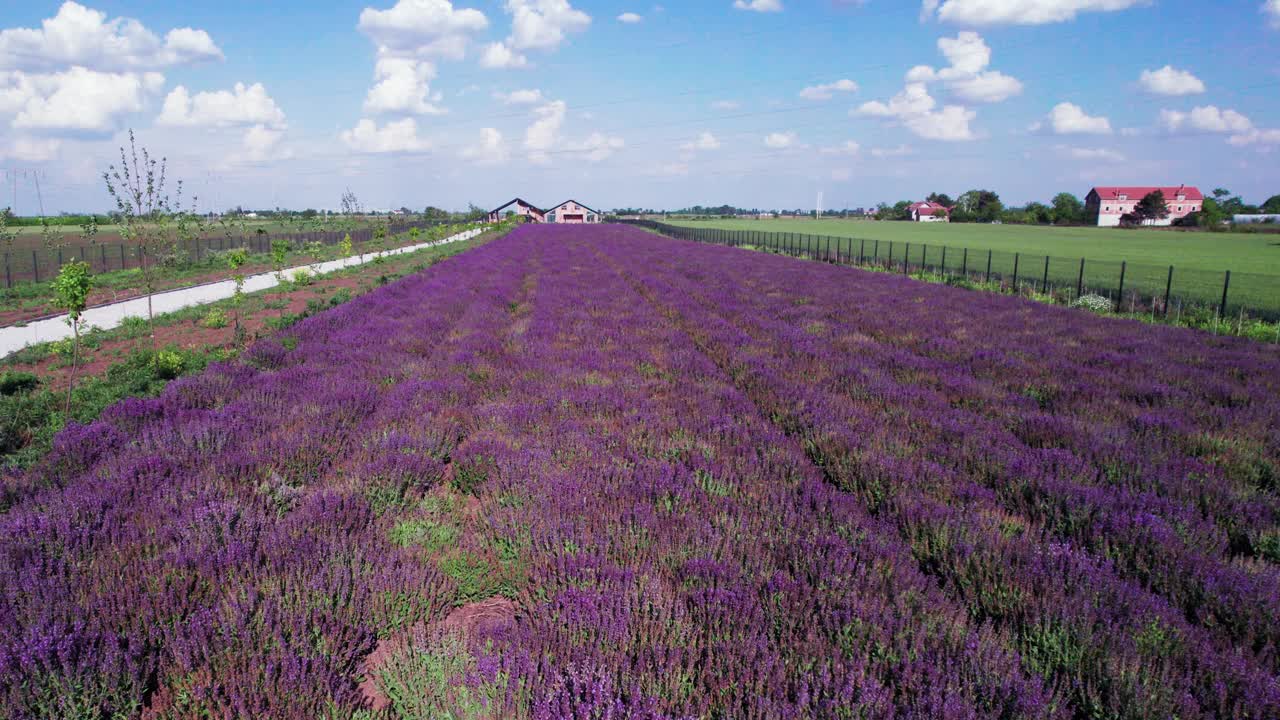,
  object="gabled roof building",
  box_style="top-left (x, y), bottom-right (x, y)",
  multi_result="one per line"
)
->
top-left (1085, 185), bottom-right (1203, 227)
top-left (486, 198), bottom-right (602, 224)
